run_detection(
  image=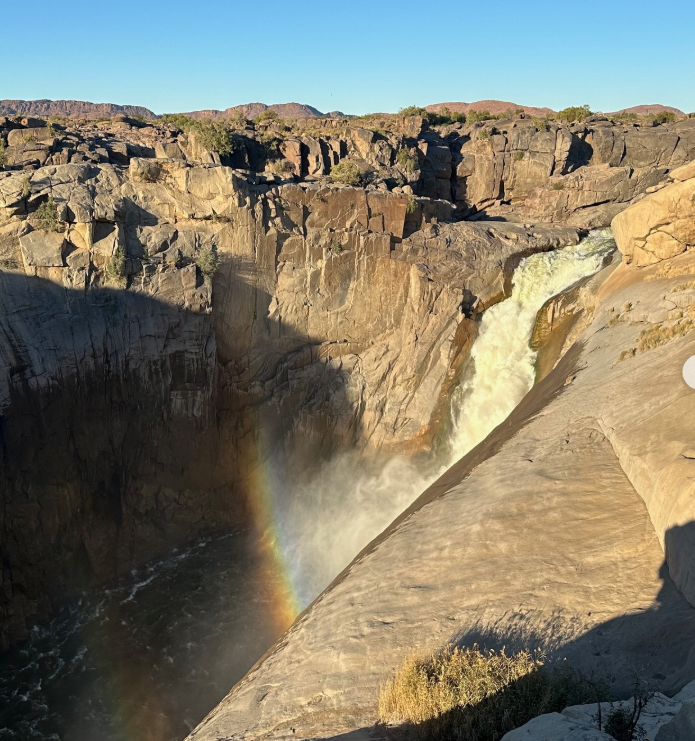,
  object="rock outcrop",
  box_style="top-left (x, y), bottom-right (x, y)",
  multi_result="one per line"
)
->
top-left (185, 163), bottom-right (695, 740)
top-left (4, 113), bottom-right (694, 230)
top-left (503, 679), bottom-right (695, 740)
top-left (612, 160), bottom-right (695, 266)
